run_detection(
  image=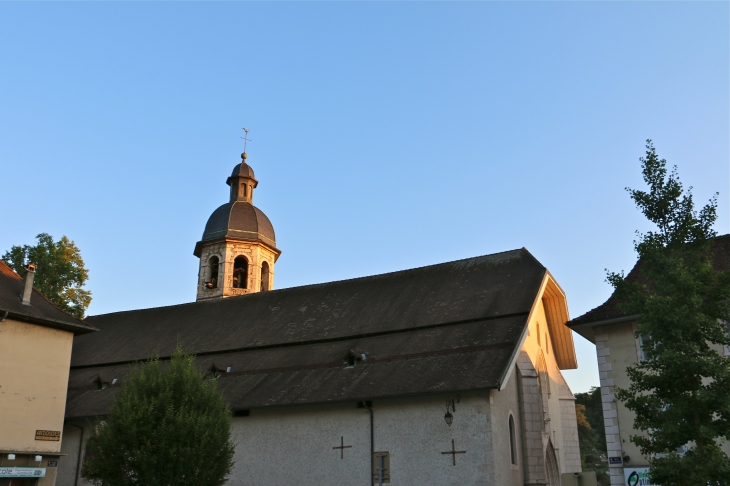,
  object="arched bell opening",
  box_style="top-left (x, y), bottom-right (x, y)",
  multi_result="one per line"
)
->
top-left (206, 256), bottom-right (220, 289)
top-left (260, 261), bottom-right (270, 291)
top-left (233, 256), bottom-right (248, 289)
